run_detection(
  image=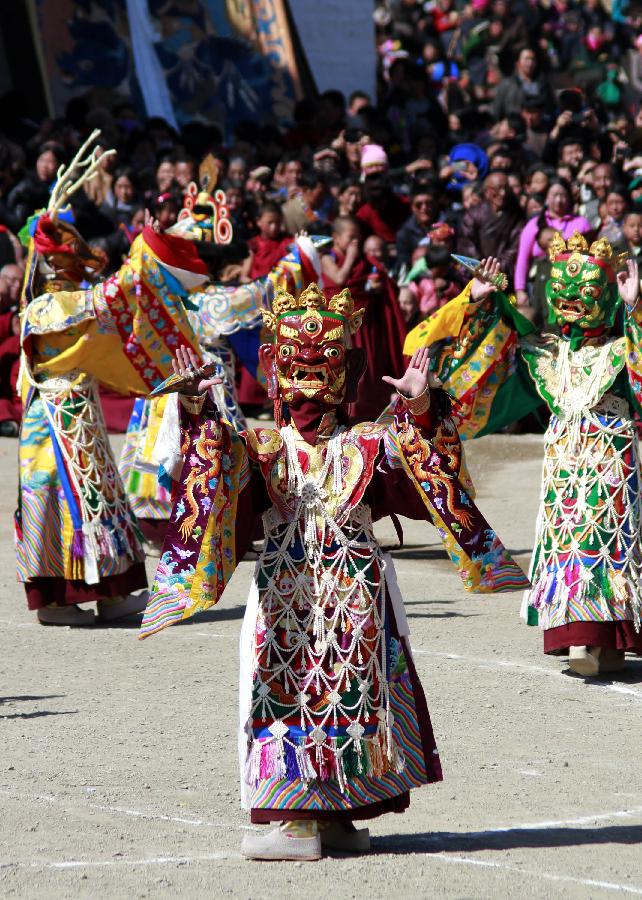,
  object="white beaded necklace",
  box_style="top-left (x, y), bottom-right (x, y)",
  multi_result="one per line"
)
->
top-left (281, 424), bottom-right (345, 556)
